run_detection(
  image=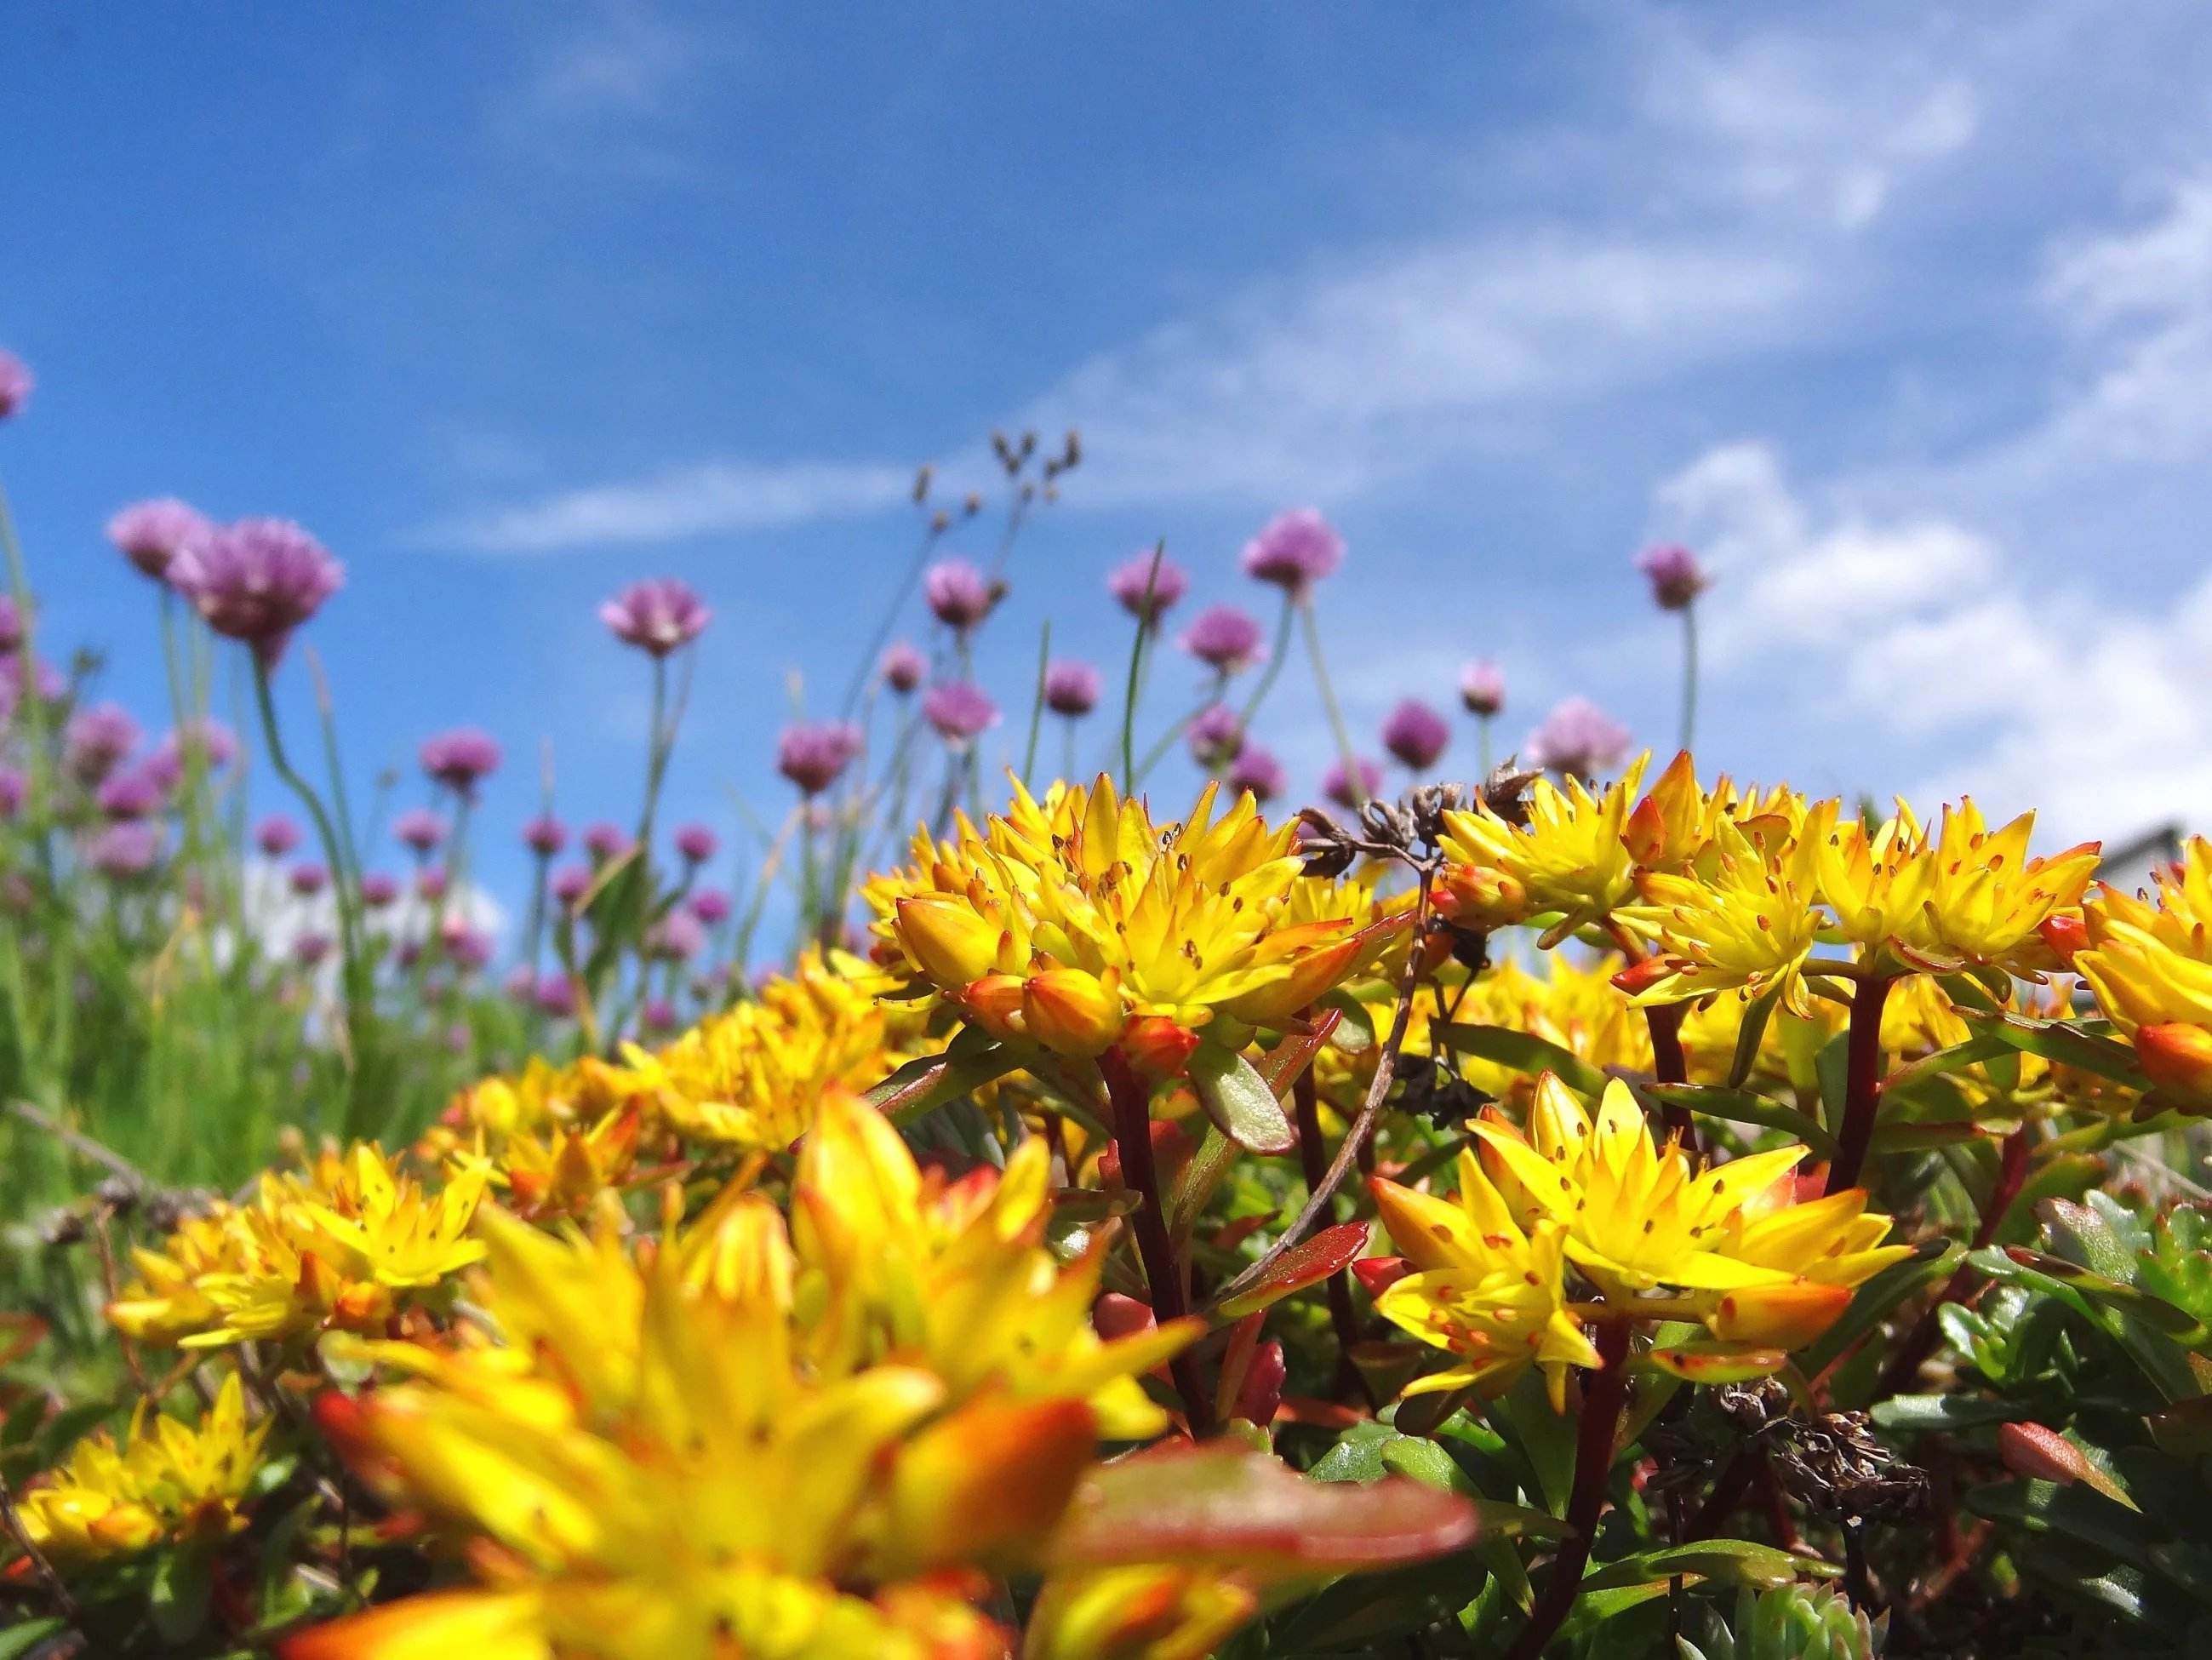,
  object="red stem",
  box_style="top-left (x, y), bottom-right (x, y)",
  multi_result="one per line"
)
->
top-left (1872, 1125), bottom-right (2030, 1400)
top-left (1506, 1320), bottom-right (1632, 1660)
top-left (1685, 1450), bottom-right (1757, 1542)
top-left (1295, 1068), bottom-right (1375, 1407)
top-left (1826, 974), bottom-right (1895, 1194)
top-left (1643, 1003), bottom-right (1695, 1150)
top-left (1100, 1047), bottom-right (1215, 1434)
